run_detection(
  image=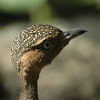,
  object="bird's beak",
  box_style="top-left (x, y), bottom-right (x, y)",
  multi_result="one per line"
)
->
top-left (63, 28), bottom-right (87, 41)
